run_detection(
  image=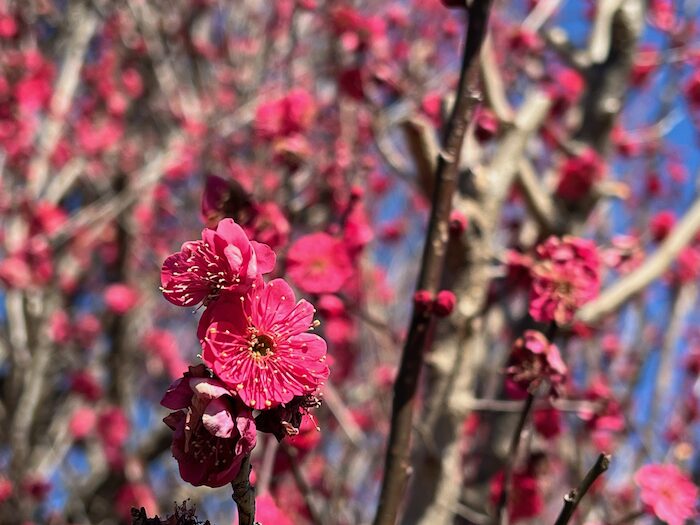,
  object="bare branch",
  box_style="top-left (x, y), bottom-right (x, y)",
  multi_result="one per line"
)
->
top-left (372, 4), bottom-right (493, 523)
top-left (400, 116), bottom-right (439, 197)
top-left (588, 0), bottom-right (625, 64)
top-left (578, 196), bottom-right (700, 324)
top-left (480, 34), bottom-right (514, 124)
top-left (28, 2), bottom-right (98, 198)
top-left (553, 454), bottom-right (611, 525)
top-left (516, 159), bottom-right (563, 234)
top-left (487, 90), bottom-right (551, 210)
